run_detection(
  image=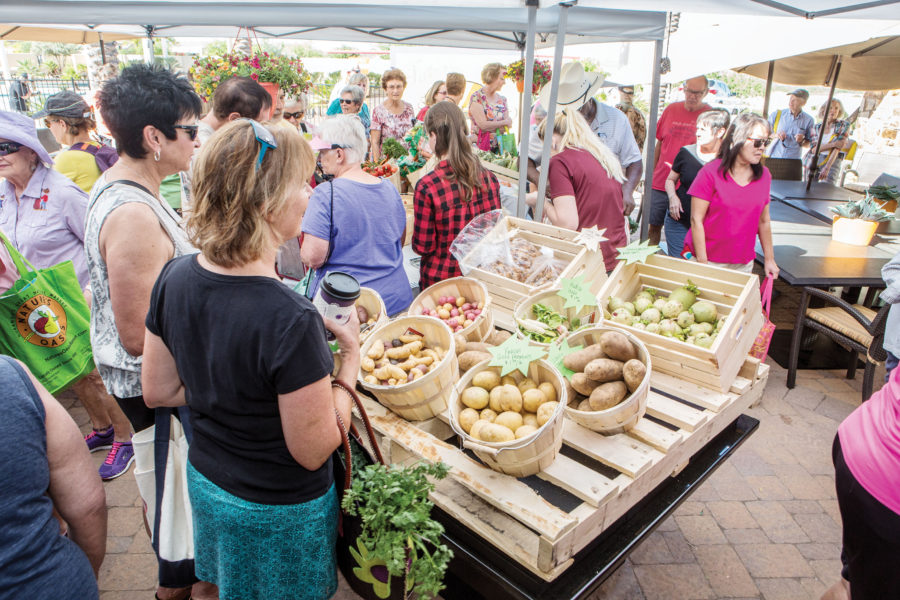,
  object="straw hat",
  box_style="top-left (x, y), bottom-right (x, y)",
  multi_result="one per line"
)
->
top-left (0, 110), bottom-right (53, 166)
top-left (537, 61), bottom-right (604, 112)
